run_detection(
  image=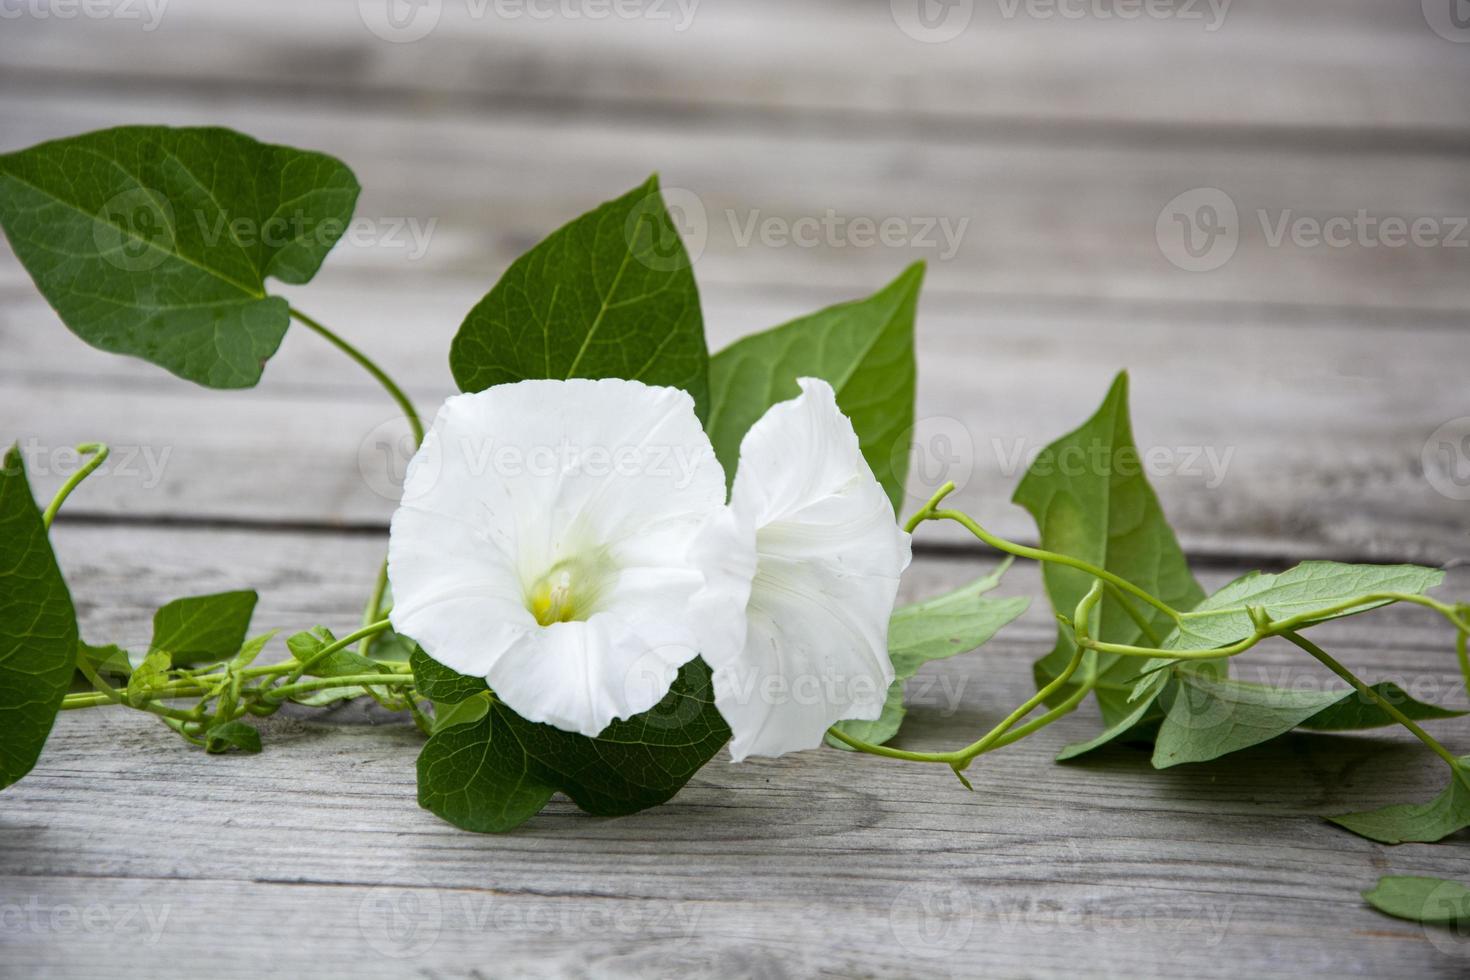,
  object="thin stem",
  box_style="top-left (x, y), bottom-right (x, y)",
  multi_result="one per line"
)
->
top-left (262, 673), bottom-right (414, 704)
top-left (289, 308), bottom-right (425, 445)
top-left (359, 561), bottom-right (391, 658)
top-left (1079, 636), bottom-right (1255, 661)
top-left (286, 619), bottom-right (393, 684)
top-left (935, 507), bottom-right (1181, 624)
top-left (42, 443), bottom-right (109, 527)
top-left (1457, 629), bottom-right (1470, 702)
top-left (1281, 630), bottom-right (1461, 769)
top-left (61, 692), bottom-right (113, 710)
top-left (989, 666), bottom-right (1097, 749)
